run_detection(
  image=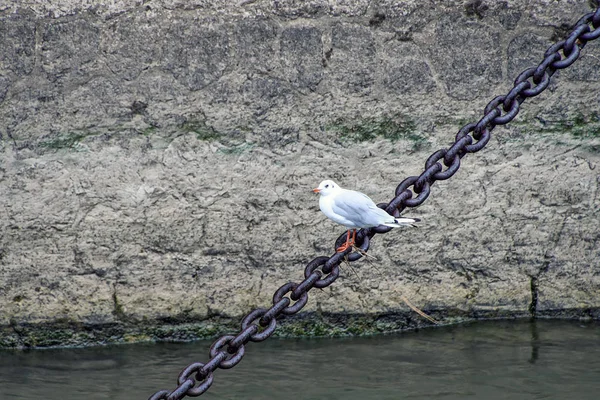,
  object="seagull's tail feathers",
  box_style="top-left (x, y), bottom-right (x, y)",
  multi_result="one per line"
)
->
top-left (383, 217), bottom-right (420, 228)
